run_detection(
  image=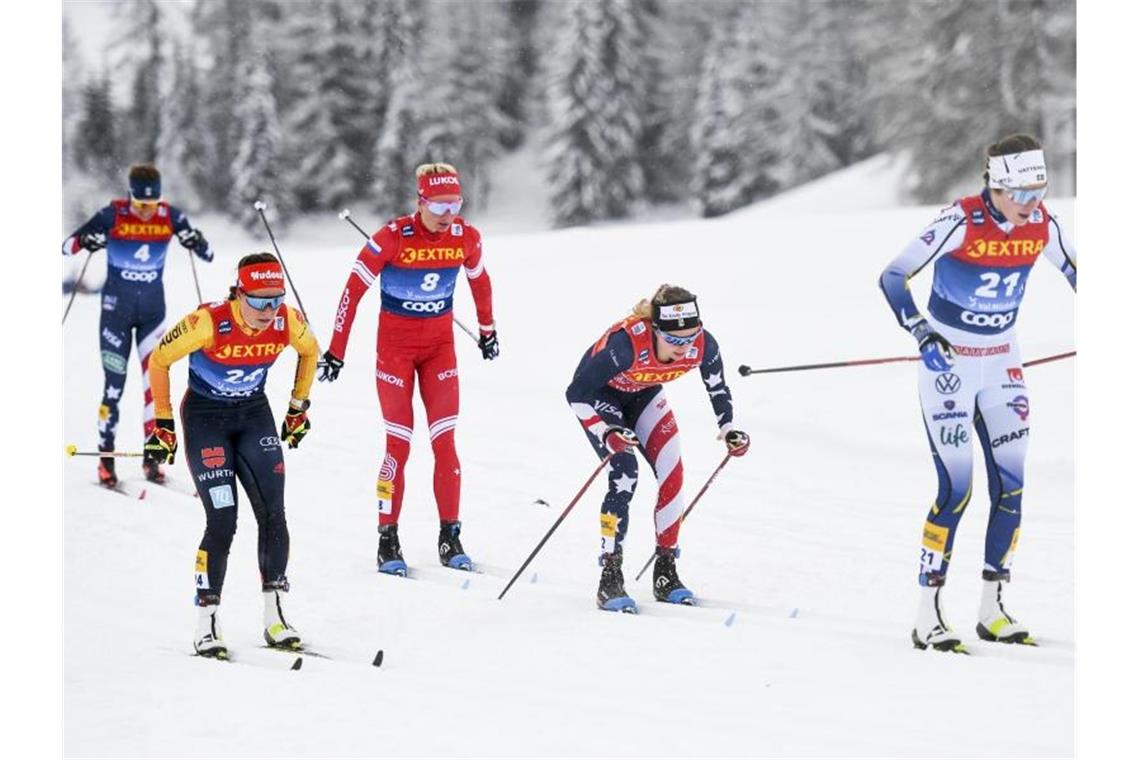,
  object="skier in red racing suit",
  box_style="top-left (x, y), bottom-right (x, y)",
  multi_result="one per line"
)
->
top-left (319, 163), bottom-right (497, 576)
